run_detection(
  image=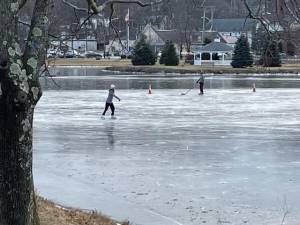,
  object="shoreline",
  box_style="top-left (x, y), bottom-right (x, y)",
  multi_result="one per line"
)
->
top-left (47, 59), bottom-right (300, 76)
top-left (104, 65), bottom-right (300, 75)
top-left (46, 58), bottom-right (300, 79)
top-left (38, 196), bottom-right (125, 225)
top-left (48, 65), bottom-right (300, 79)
